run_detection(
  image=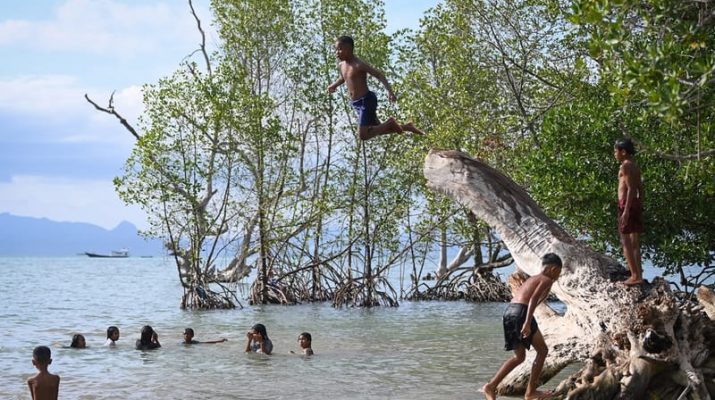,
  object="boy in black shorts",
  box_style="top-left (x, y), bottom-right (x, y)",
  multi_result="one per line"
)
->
top-left (481, 253), bottom-right (563, 400)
